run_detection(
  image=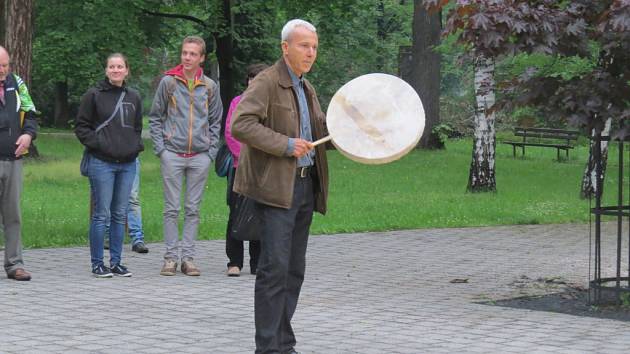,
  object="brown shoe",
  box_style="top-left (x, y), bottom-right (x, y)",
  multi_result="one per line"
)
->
top-left (227, 266), bottom-right (241, 277)
top-left (181, 260), bottom-right (200, 276)
top-left (160, 259), bottom-right (177, 276)
top-left (8, 268), bottom-right (31, 281)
